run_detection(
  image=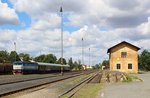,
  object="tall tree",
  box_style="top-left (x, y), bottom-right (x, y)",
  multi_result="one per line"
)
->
top-left (43, 54), bottom-right (57, 63)
top-left (139, 49), bottom-right (150, 71)
top-left (73, 61), bottom-right (78, 70)
top-left (34, 54), bottom-right (57, 63)
top-left (57, 57), bottom-right (67, 64)
top-left (72, 60), bottom-right (83, 70)
top-left (78, 60), bottom-right (82, 70)
top-left (9, 51), bottom-right (20, 63)
top-left (68, 57), bottom-right (73, 69)
top-left (19, 53), bottom-right (30, 61)
top-left (0, 50), bottom-right (9, 63)
top-left (102, 60), bottom-right (109, 66)
top-left (34, 54), bottom-right (45, 62)
top-left (92, 64), bottom-right (101, 69)
top-left (102, 60), bottom-right (109, 69)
